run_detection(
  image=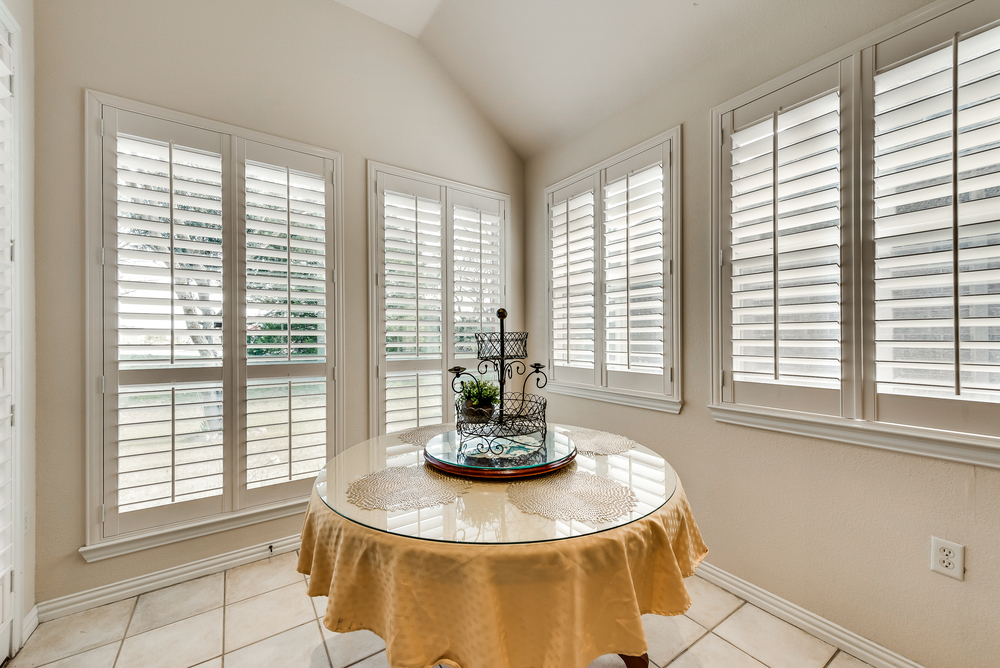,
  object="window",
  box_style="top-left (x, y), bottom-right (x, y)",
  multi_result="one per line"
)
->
top-left (712, 0), bottom-right (1000, 465)
top-left (369, 163), bottom-right (508, 435)
top-left (546, 129), bottom-right (682, 412)
top-left (85, 92), bottom-right (343, 557)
